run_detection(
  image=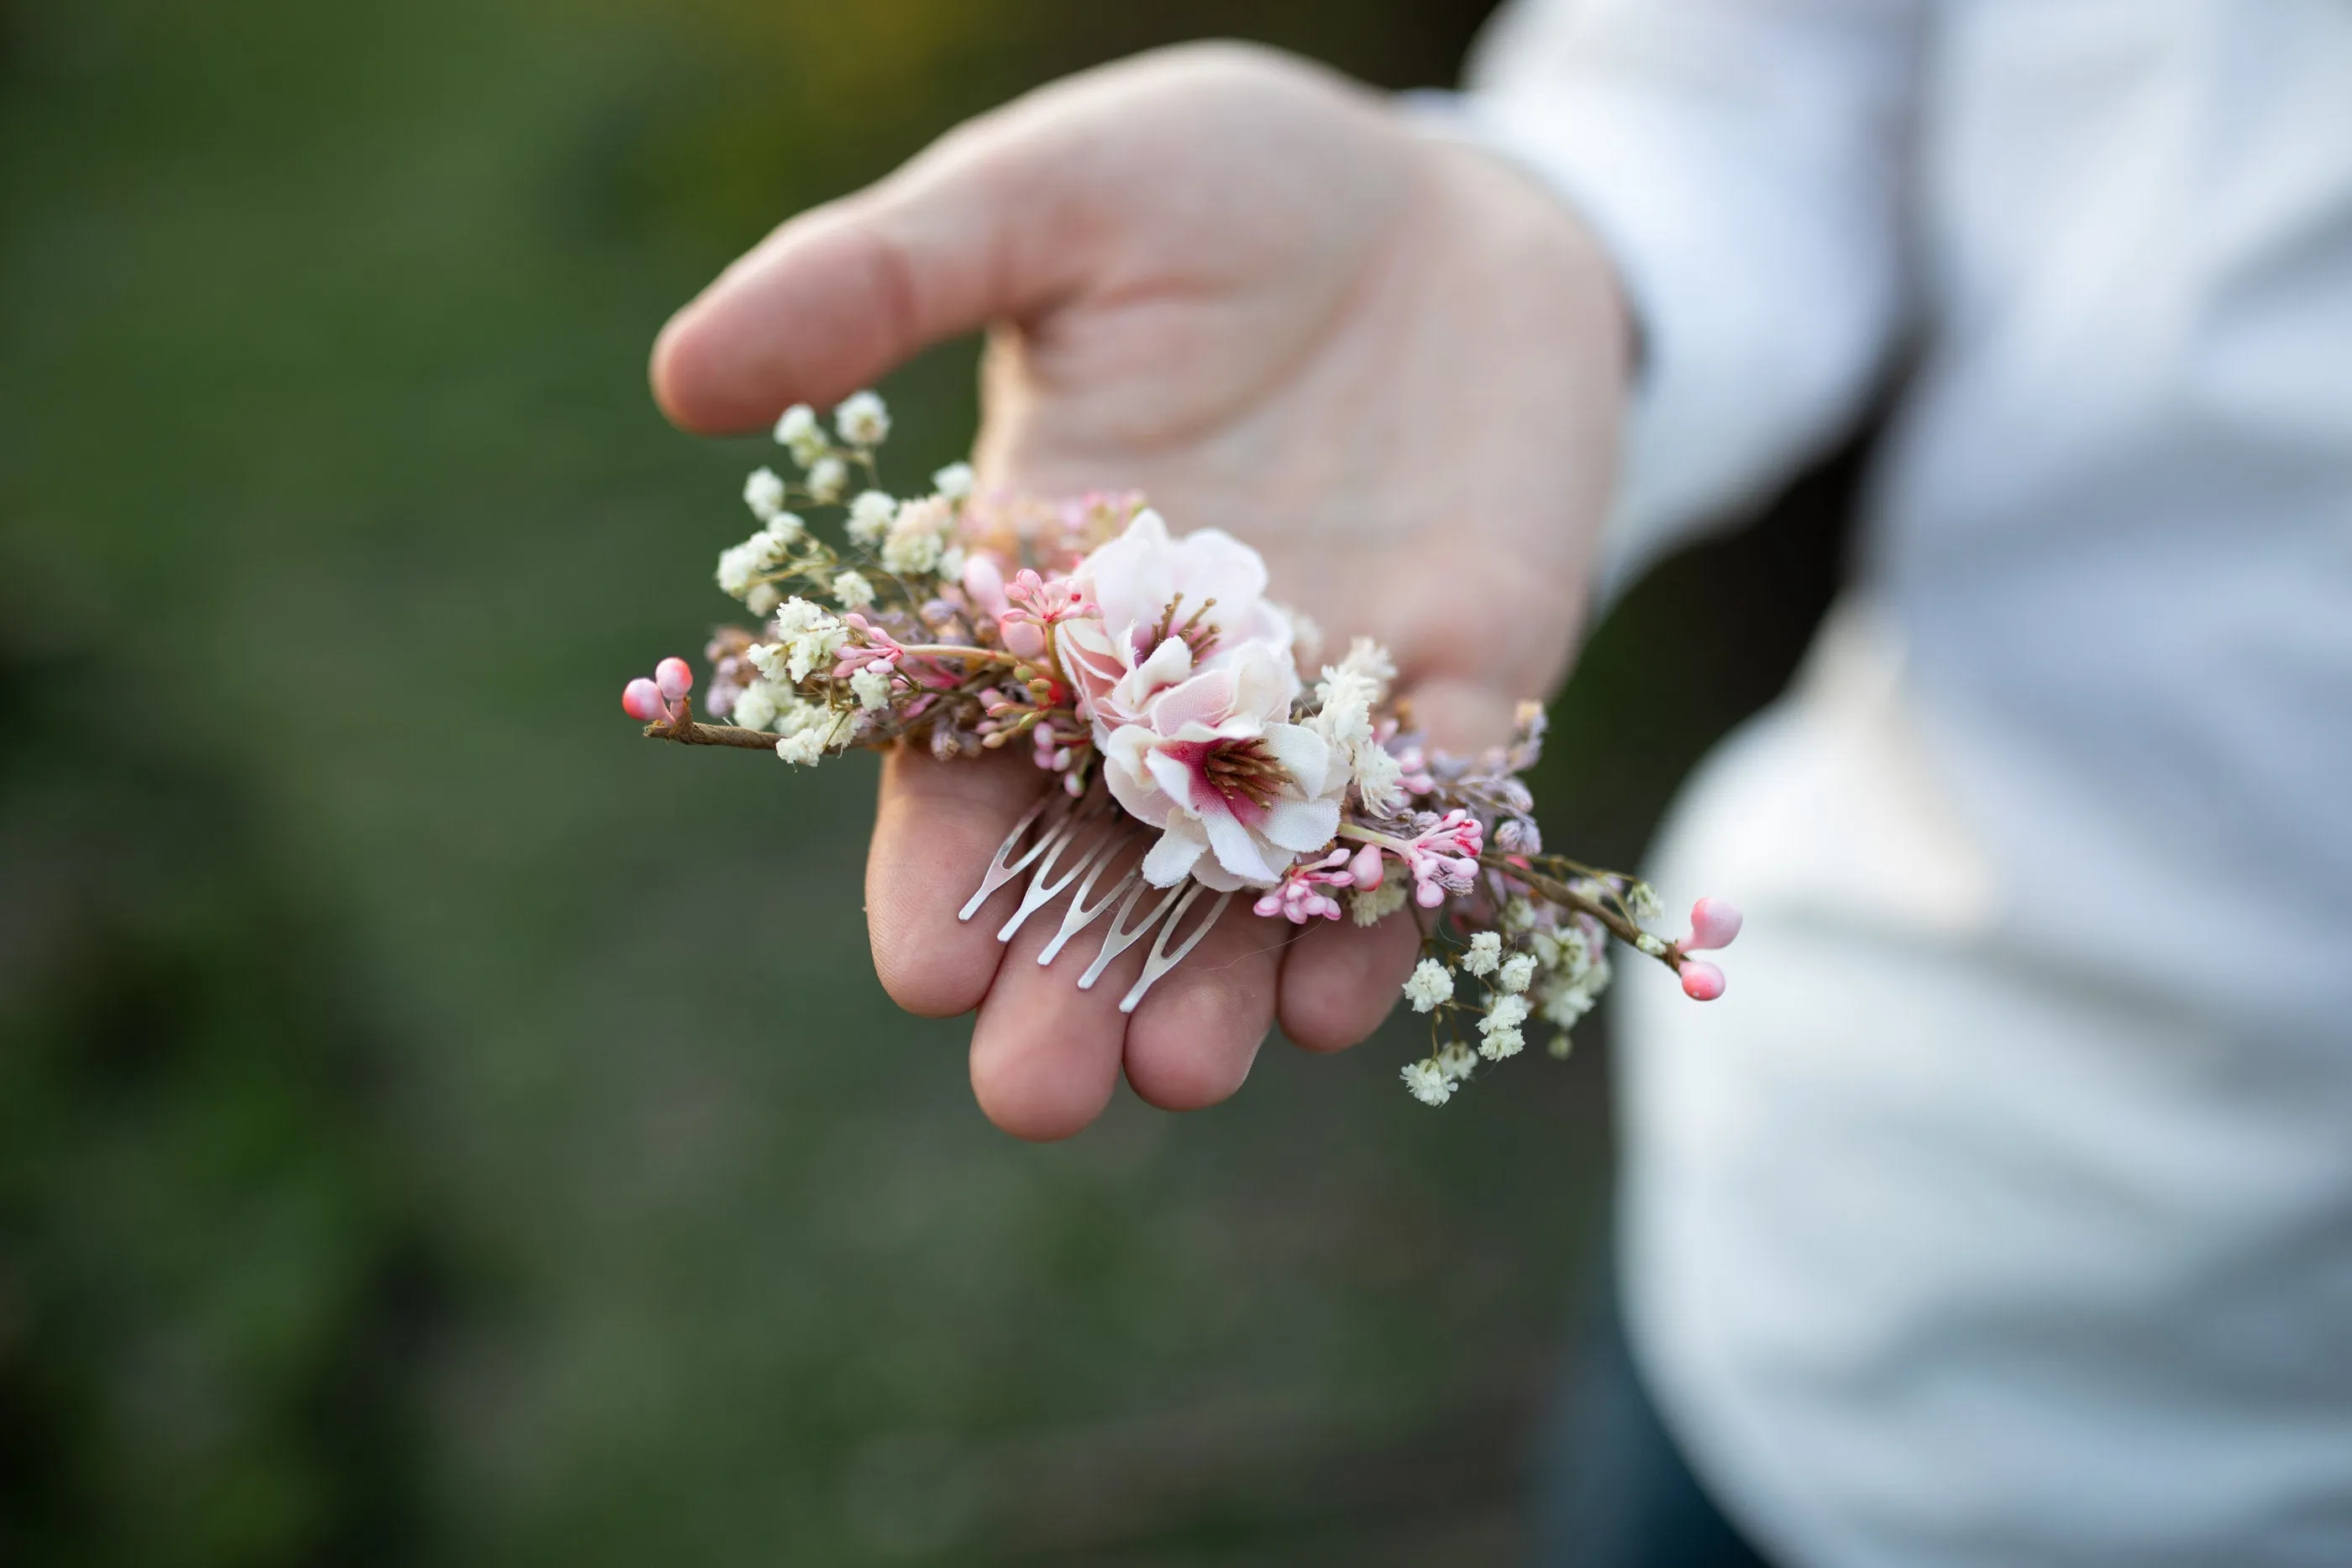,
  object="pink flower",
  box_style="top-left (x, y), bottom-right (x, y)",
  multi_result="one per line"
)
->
top-left (1101, 640), bottom-right (1345, 892)
top-left (1057, 508), bottom-right (1296, 732)
top-left (997, 569), bottom-right (1089, 664)
top-left (1398, 810), bottom-right (1483, 909)
top-left (1253, 848), bottom-right (1355, 924)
